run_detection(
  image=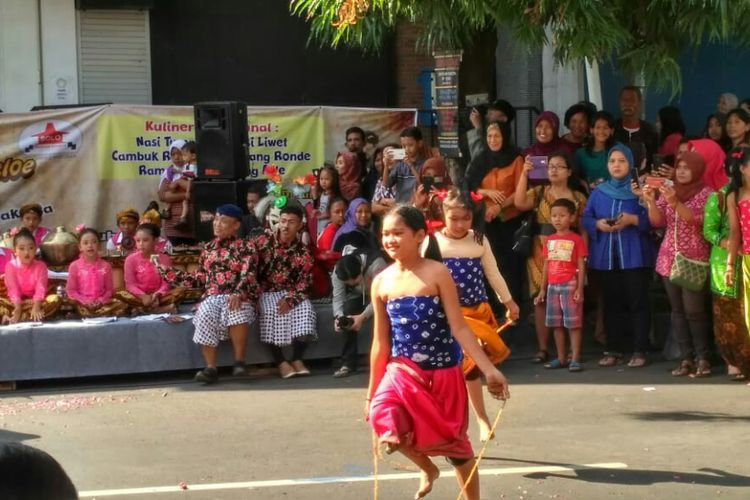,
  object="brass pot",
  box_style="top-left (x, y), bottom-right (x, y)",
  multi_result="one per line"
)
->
top-left (40, 226), bottom-right (79, 266)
